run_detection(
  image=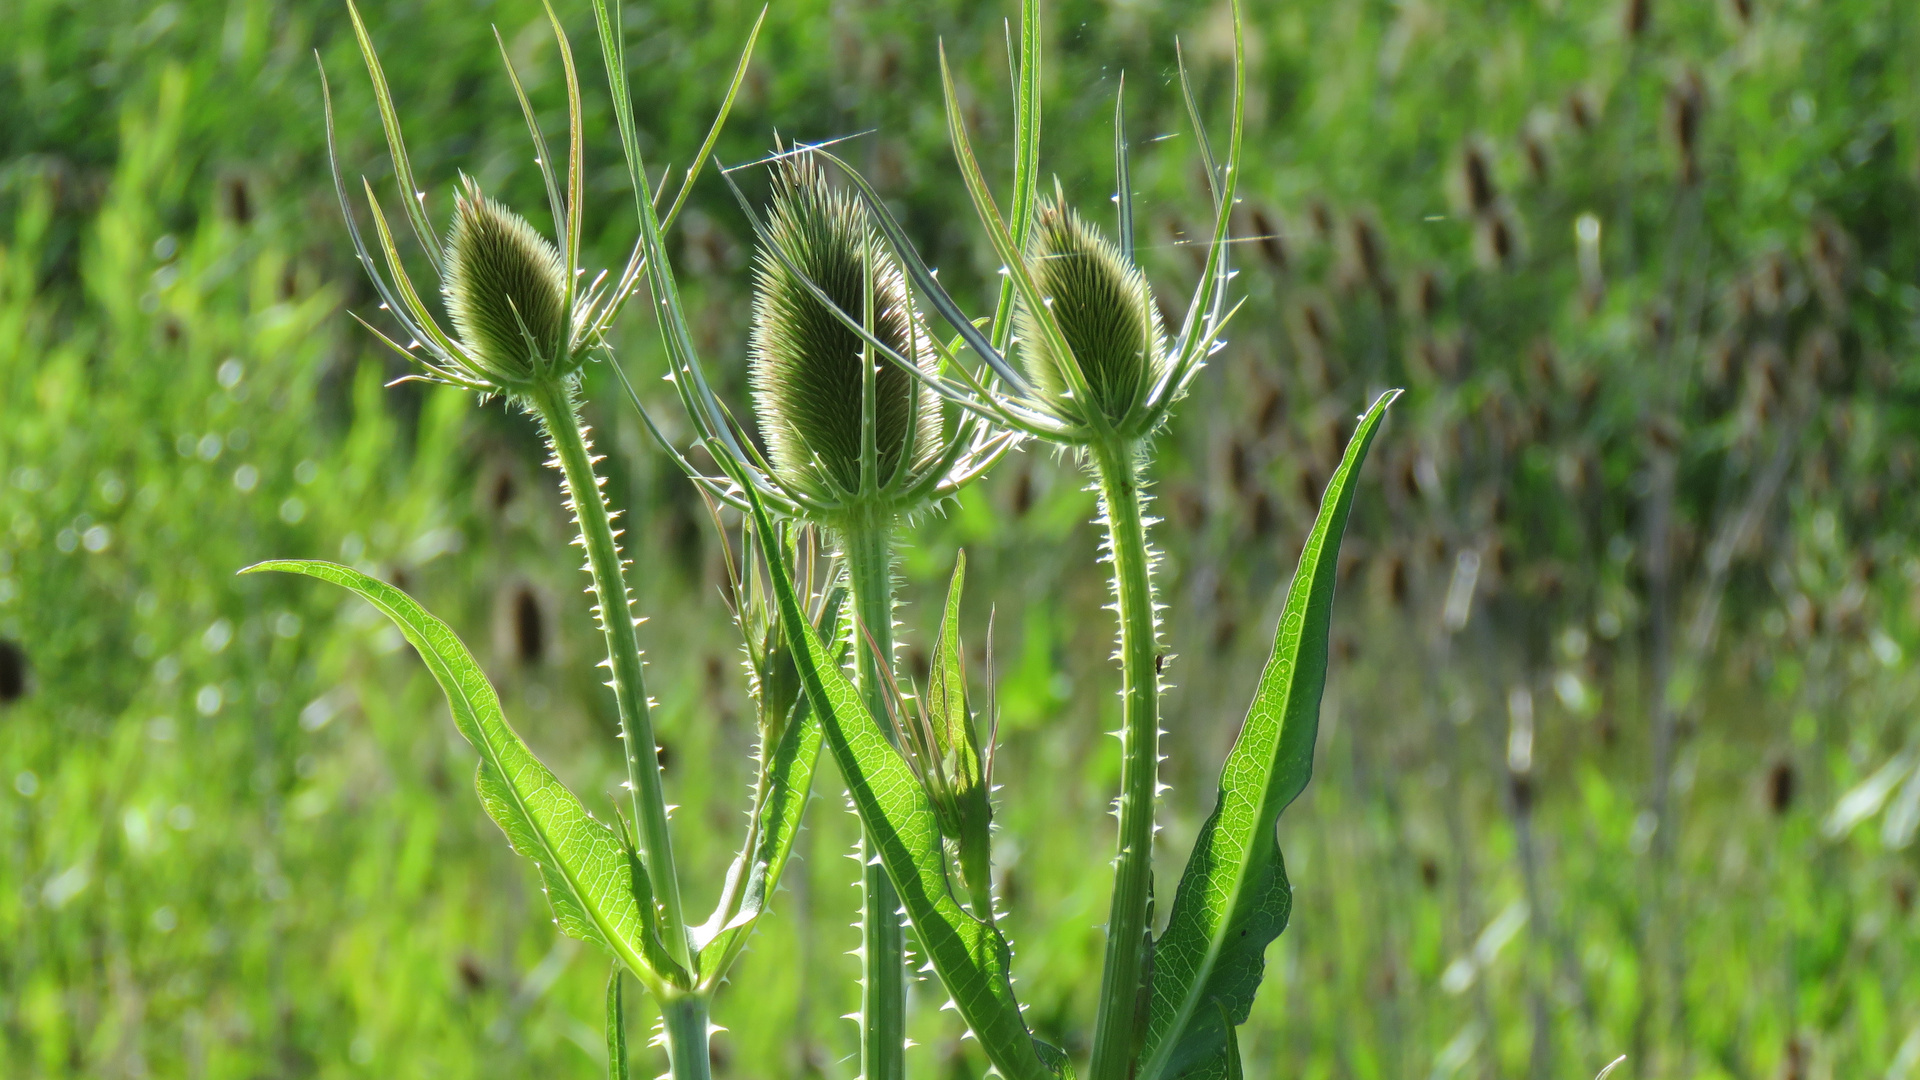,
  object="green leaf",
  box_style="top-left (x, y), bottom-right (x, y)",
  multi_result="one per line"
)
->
top-left (926, 551), bottom-right (976, 780)
top-left (737, 491), bottom-right (1070, 1080)
top-left (607, 967), bottom-right (630, 1080)
top-left (924, 552), bottom-right (993, 912)
top-left (1140, 390), bottom-right (1398, 1080)
top-left (1221, 1002), bottom-right (1243, 1080)
top-left (241, 560), bottom-right (689, 993)
top-left (693, 700), bottom-right (821, 983)
top-left (693, 592), bottom-right (846, 986)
